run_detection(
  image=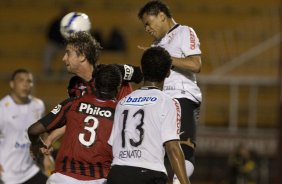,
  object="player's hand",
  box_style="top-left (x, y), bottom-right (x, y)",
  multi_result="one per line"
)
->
top-left (115, 64), bottom-right (143, 84)
top-left (40, 145), bottom-right (53, 155)
top-left (40, 136), bottom-right (54, 155)
top-left (137, 45), bottom-right (149, 51)
top-left (30, 137), bottom-right (48, 160)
